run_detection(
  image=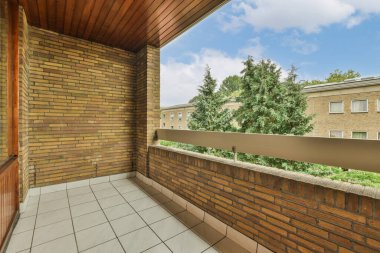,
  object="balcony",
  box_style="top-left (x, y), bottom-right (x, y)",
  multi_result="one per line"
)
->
top-left (1, 1), bottom-right (379, 253)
